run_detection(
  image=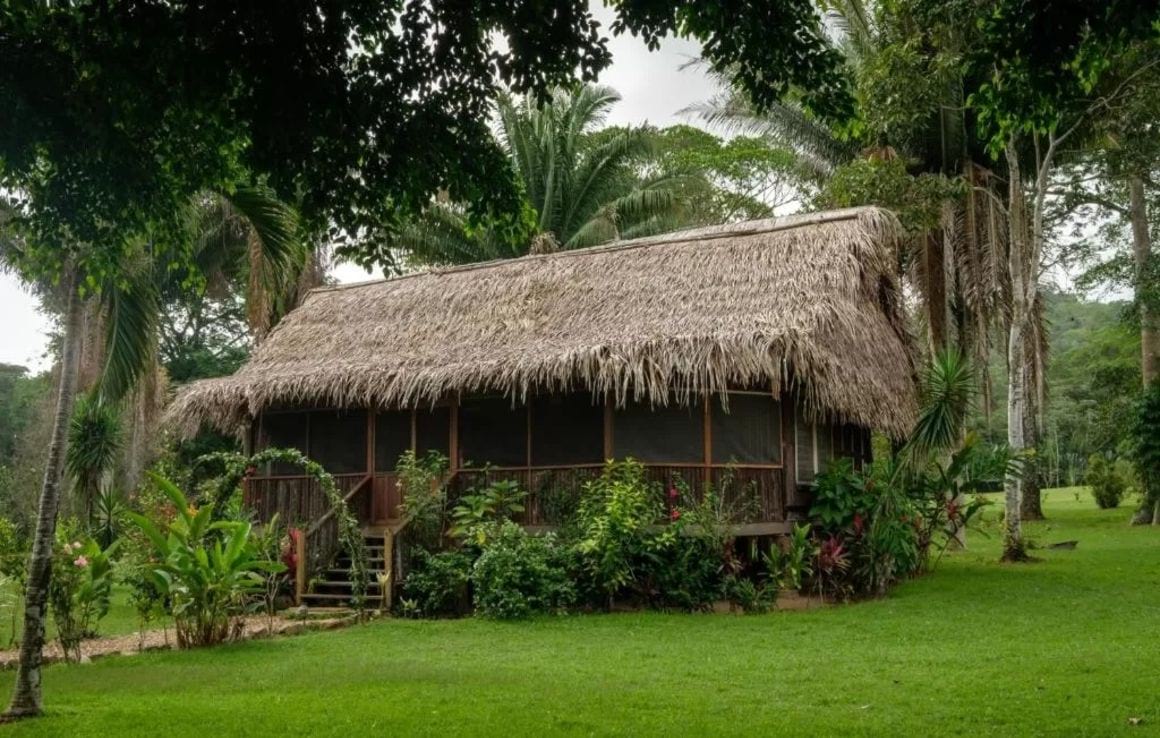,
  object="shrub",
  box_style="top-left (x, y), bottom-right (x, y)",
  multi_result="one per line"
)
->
top-left (129, 473), bottom-right (282, 648)
top-left (1086, 455), bottom-right (1126, 509)
top-left (401, 549), bottom-right (472, 618)
top-left (810, 459), bottom-right (877, 530)
top-left (450, 479), bottom-right (527, 540)
top-left (49, 521), bottom-right (118, 662)
top-left (725, 575), bottom-right (777, 614)
top-left (572, 460), bottom-right (666, 608)
top-left (471, 522), bottom-right (574, 619)
top-left (0, 516), bottom-right (26, 646)
top-left (396, 450), bottom-right (450, 552)
top-left (1133, 383), bottom-right (1160, 521)
top-left (642, 534), bottom-right (725, 612)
